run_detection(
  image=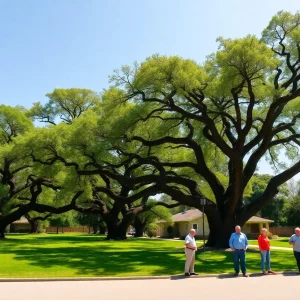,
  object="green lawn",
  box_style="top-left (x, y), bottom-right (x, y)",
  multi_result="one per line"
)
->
top-left (0, 234), bottom-right (297, 278)
top-left (248, 238), bottom-right (292, 248)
